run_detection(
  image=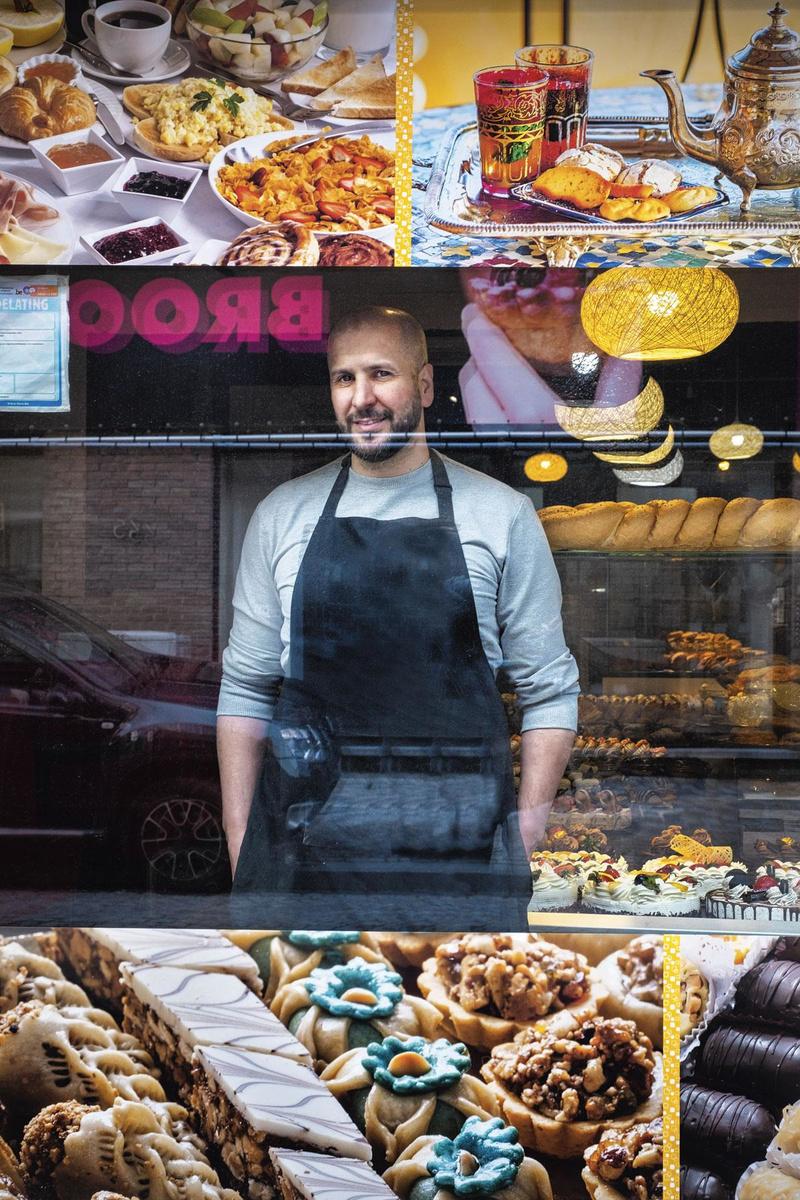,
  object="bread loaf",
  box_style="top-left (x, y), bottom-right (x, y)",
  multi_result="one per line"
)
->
top-left (538, 498), bottom-right (800, 552)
